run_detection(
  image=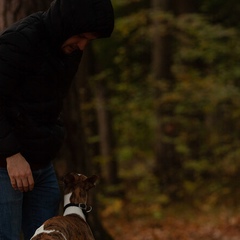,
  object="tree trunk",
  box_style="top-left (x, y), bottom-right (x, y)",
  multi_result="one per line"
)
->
top-left (151, 0), bottom-right (178, 197)
top-left (172, 0), bottom-right (198, 15)
top-left (151, 0), bottom-right (198, 199)
top-left (94, 82), bottom-right (119, 185)
top-left (61, 77), bottom-right (89, 173)
top-left (85, 45), bottom-right (119, 186)
top-left (0, 0), bottom-right (51, 30)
